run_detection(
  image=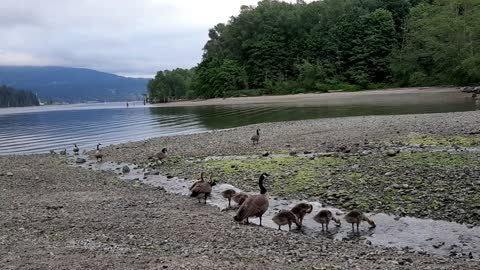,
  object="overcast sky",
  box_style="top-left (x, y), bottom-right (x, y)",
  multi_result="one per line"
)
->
top-left (0, 0), bottom-right (265, 78)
